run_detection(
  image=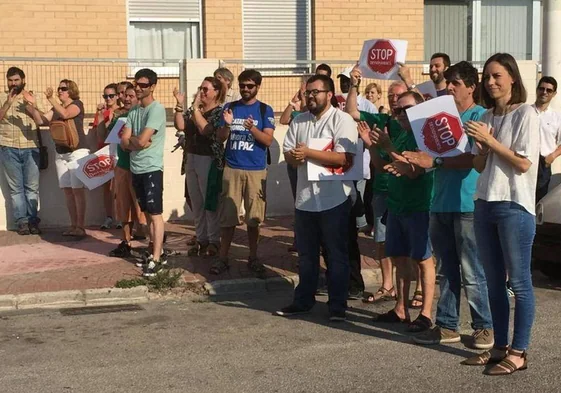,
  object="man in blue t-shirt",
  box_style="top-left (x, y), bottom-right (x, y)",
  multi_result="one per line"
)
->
top-left (212, 69), bottom-right (275, 275)
top-left (402, 61), bottom-right (494, 349)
